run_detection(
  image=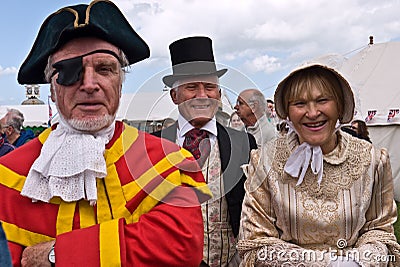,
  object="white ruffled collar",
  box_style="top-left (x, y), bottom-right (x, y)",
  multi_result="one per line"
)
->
top-left (21, 119), bottom-right (115, 205)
